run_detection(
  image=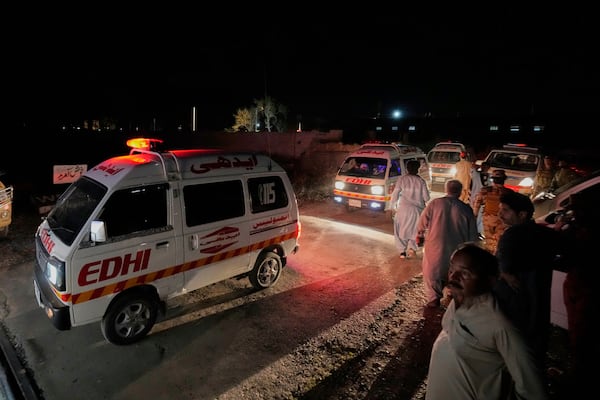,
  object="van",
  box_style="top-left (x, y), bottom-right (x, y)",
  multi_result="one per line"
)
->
top-left (332, 142), bottom-right (431, 212)
top-left (480, 143), bottom-right (542, 195)
top-left (32, 138), bottom-right (301, 345)
top-left (427, 141), bottom-right (471, 192)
